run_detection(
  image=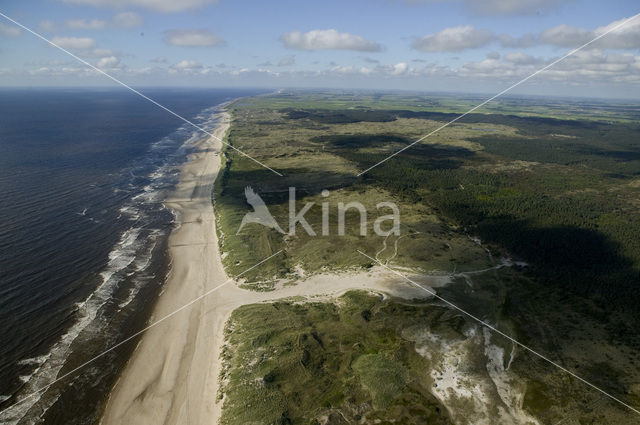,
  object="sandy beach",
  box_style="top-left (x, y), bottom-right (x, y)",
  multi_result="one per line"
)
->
top-left (100, 109), bottom-right (445, 425)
